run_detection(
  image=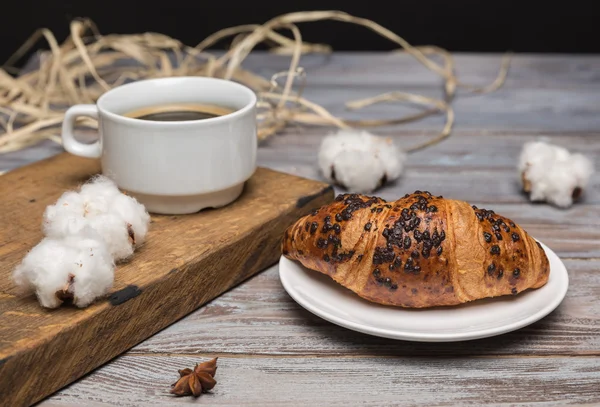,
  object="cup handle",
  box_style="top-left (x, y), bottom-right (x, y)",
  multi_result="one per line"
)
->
top-left (61, 104), bottom-right (101, 158)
